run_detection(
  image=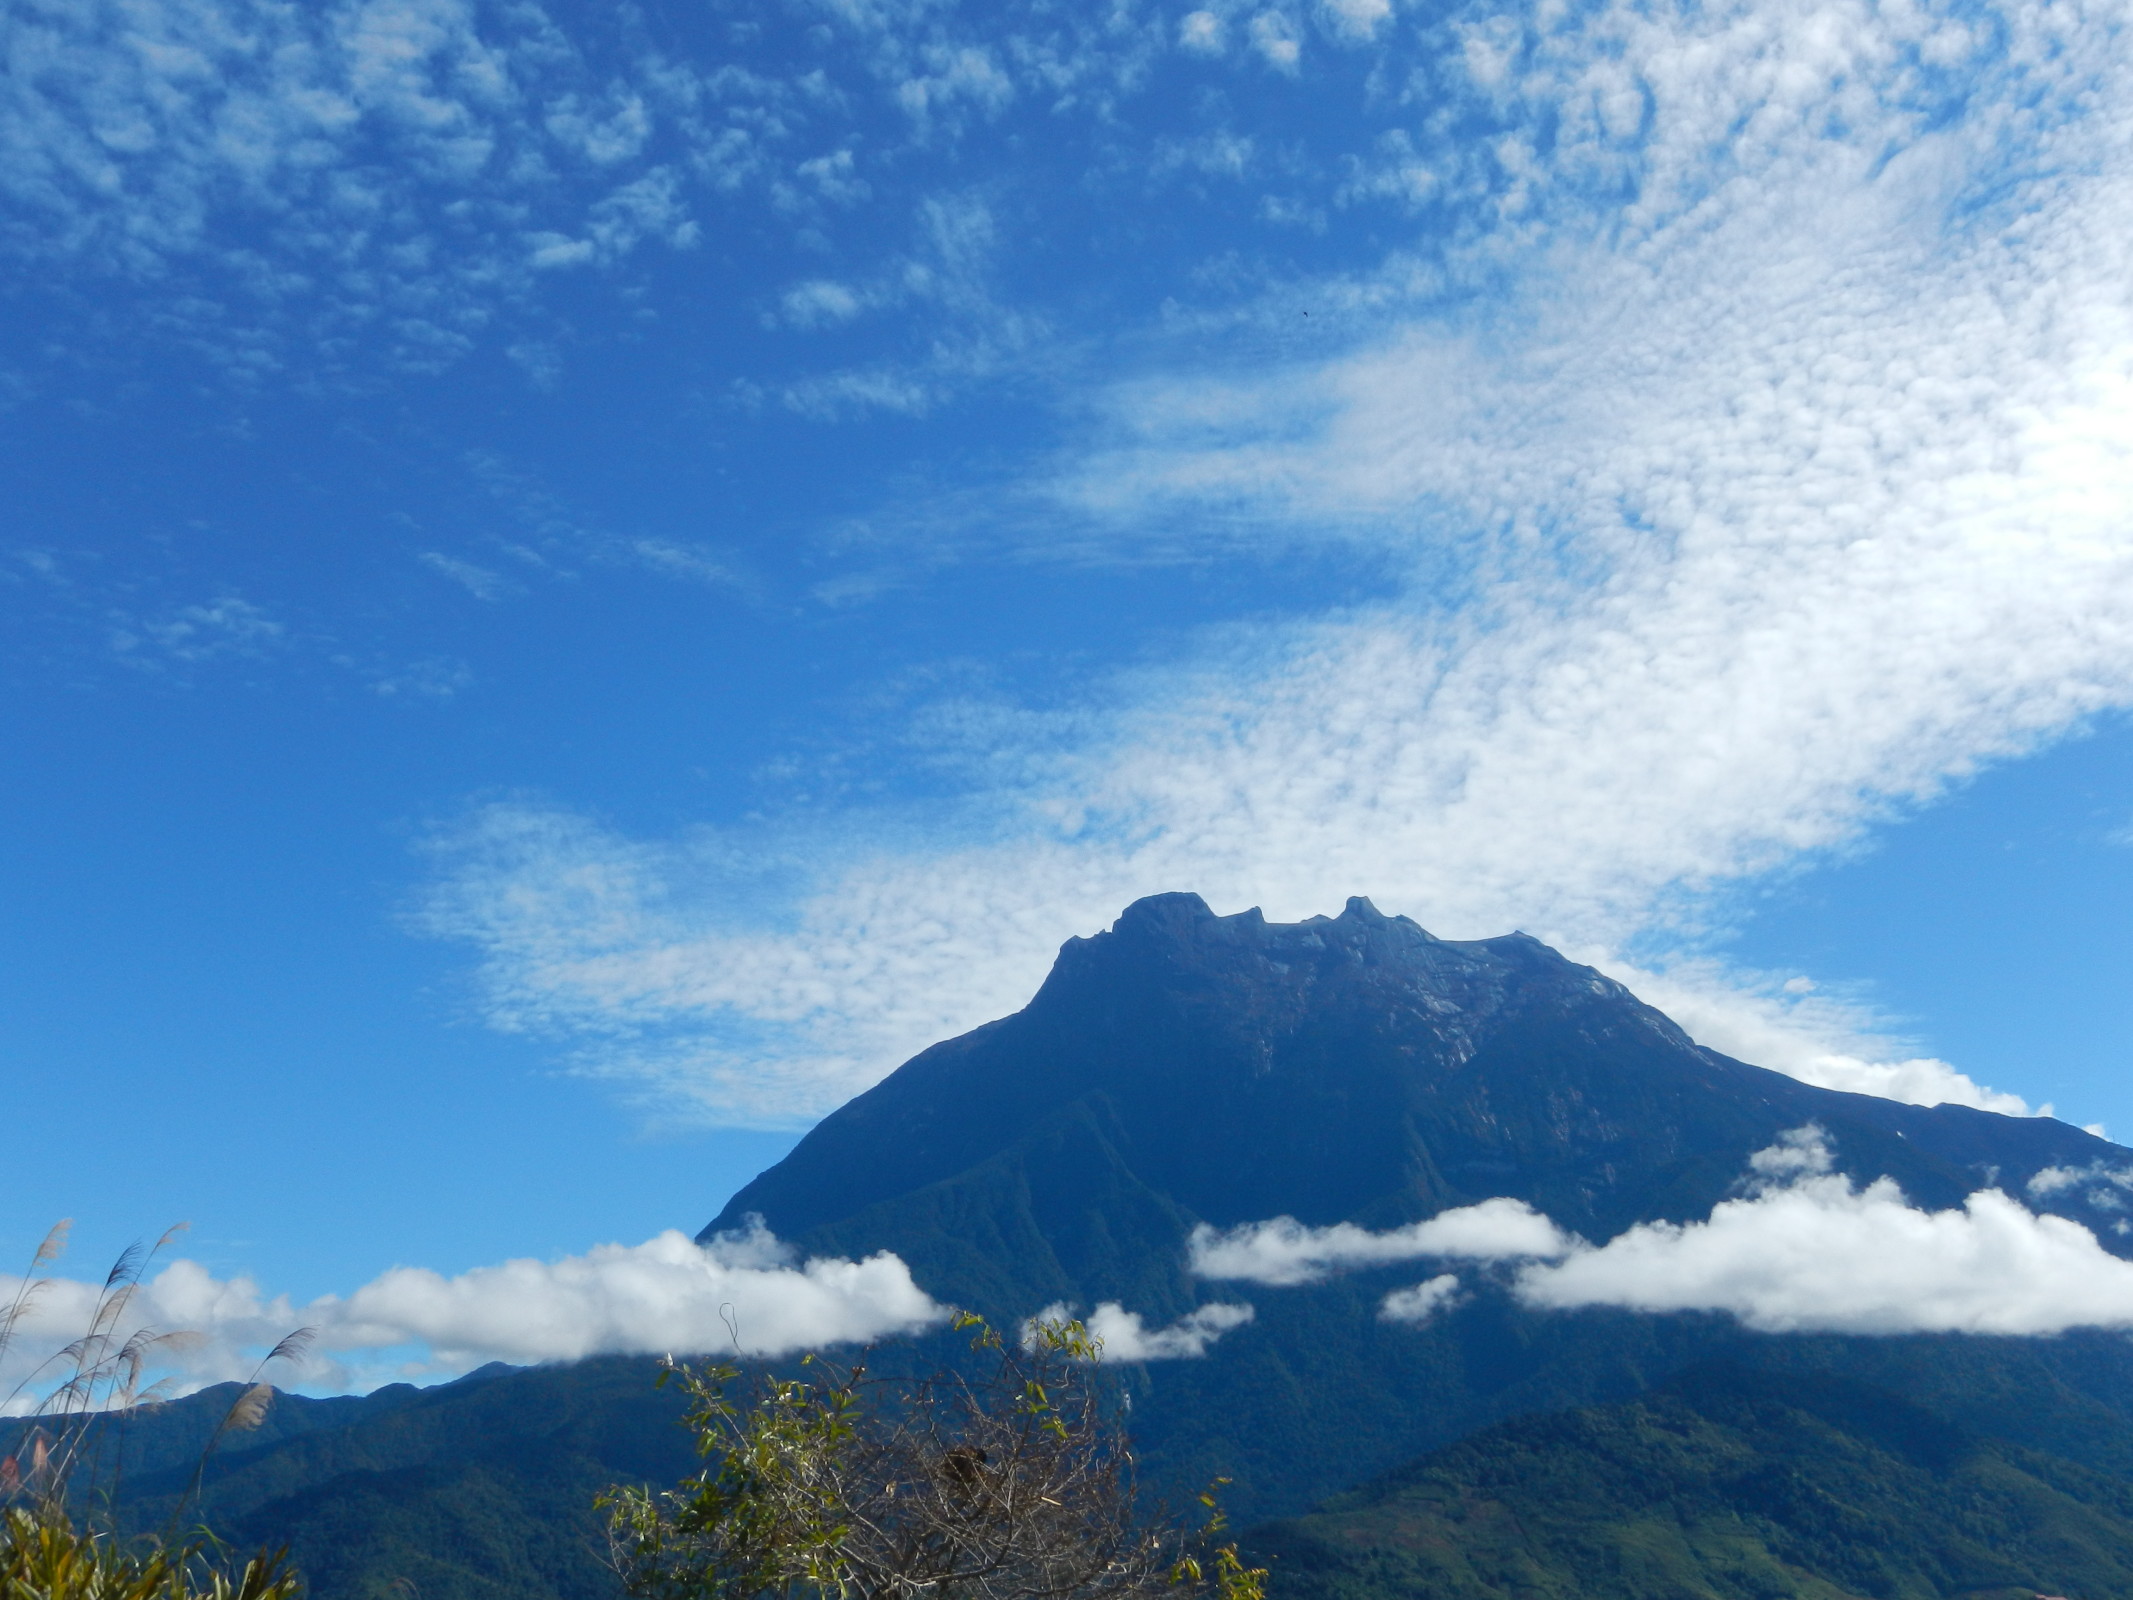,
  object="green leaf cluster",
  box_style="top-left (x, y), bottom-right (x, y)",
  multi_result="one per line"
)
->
top-left (1, 1508), bottom-right (298, 1600)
